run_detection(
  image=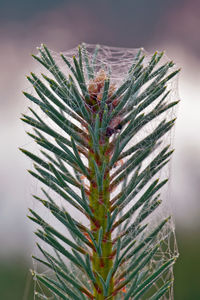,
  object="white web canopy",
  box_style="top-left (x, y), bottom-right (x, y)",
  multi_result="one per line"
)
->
top-left (24, 43), bottom-right (179, 300)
